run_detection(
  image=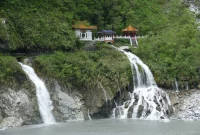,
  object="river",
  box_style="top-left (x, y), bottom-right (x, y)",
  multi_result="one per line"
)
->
top-left (1, 119), bottom-right (200, 135)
